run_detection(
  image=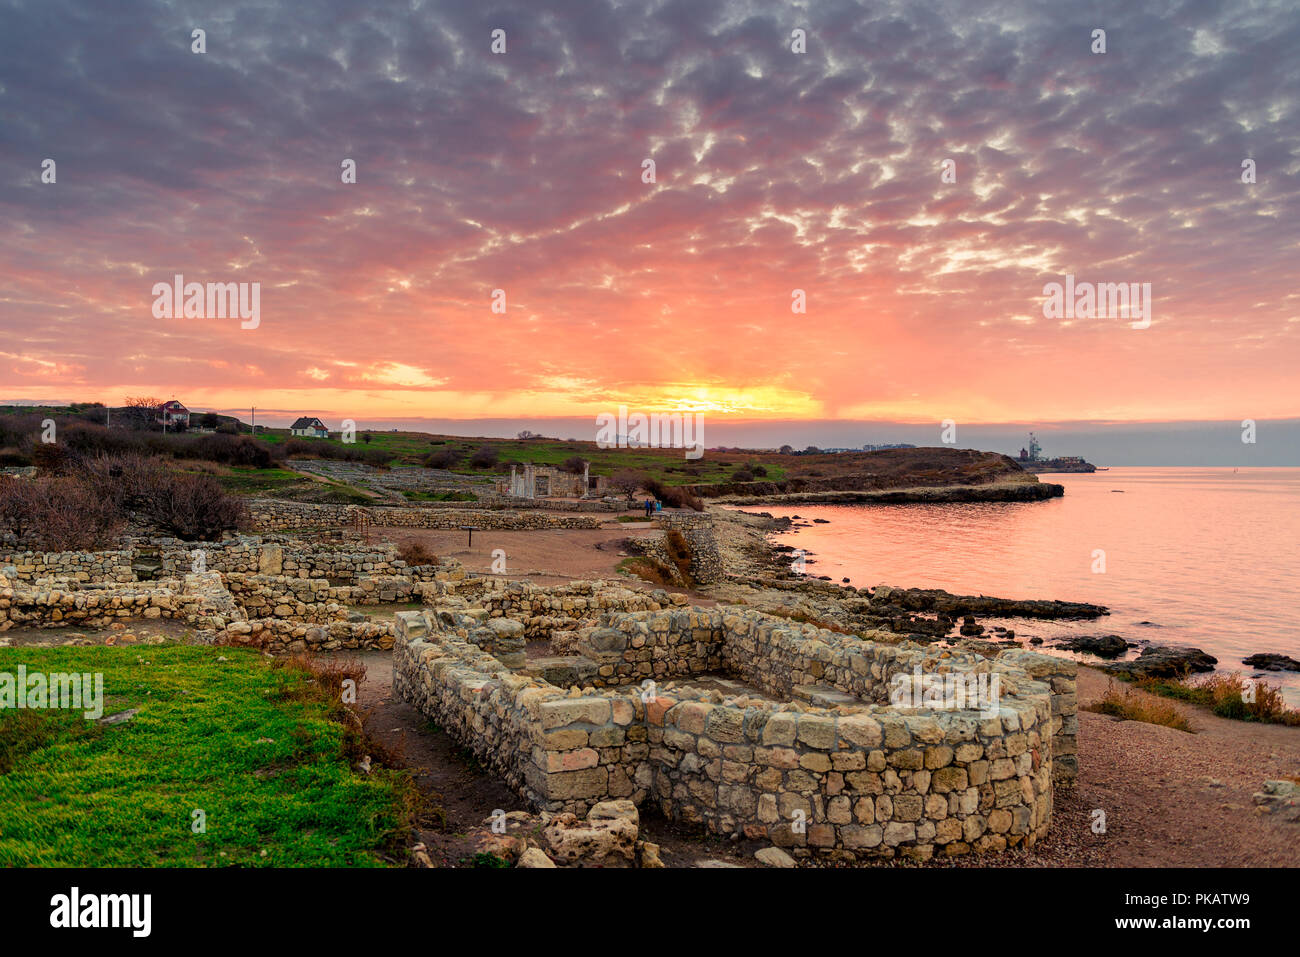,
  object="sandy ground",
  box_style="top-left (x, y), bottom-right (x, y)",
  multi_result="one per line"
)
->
top-left (1071, 666), bottom-right (1300, 867)
top-left (373, 518), bottom-right (659, 583)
